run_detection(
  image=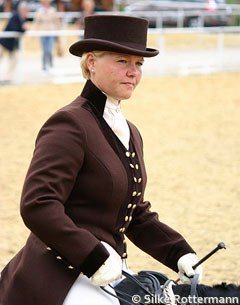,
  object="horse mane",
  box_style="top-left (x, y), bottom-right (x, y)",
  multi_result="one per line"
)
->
top-left (173, 282), bottom-right (240, 298)
top-left (212, 283), bottom-right (240, 290)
